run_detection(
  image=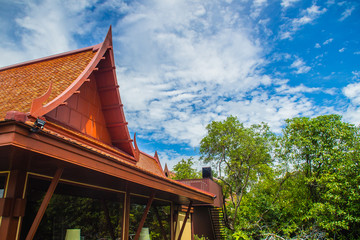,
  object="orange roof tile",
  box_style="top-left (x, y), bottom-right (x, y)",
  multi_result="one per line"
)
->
top-left (137, 152), bottom-right (165, 176)
top-left (0, 49), bottom-right (96, 118)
